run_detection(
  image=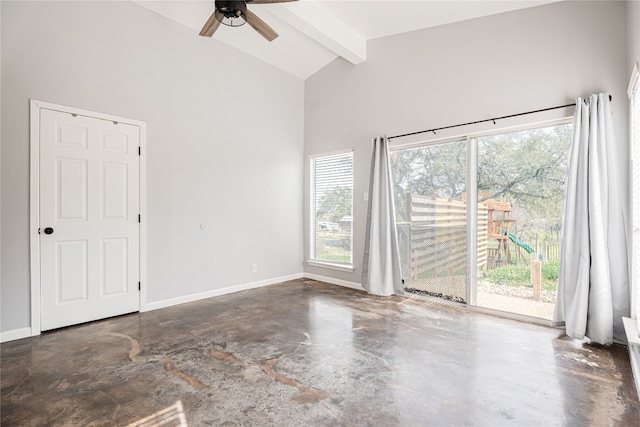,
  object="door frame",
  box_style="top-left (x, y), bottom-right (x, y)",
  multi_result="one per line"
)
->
top-left (29, 99), bottom-right (147, 336)
top-left (388, 116), bottom-right (573, 323)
